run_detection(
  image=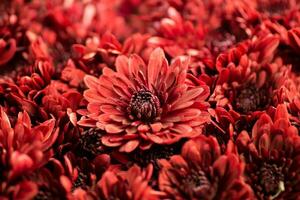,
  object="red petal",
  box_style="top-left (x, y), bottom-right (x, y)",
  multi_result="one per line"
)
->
top-left (105, 124), bottom-right (124, 134)
top-left (119, 140), bottom-right (140, 152)
top-left (147, 48), bottom-right (165, 88)
top-left (84, 75), bottom-right (99, 90)
top-left (0, 39), bottom-right (16, 66)
top-left (116, 55), bottom-right (129, 77)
